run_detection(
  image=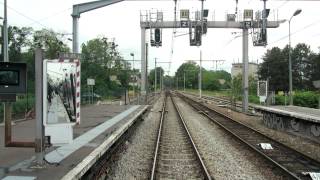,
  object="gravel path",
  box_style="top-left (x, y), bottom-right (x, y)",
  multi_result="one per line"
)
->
top-left (105, 95), bottom-right (164, 180)
top-left (174, 96), bottom-right (287, 180)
